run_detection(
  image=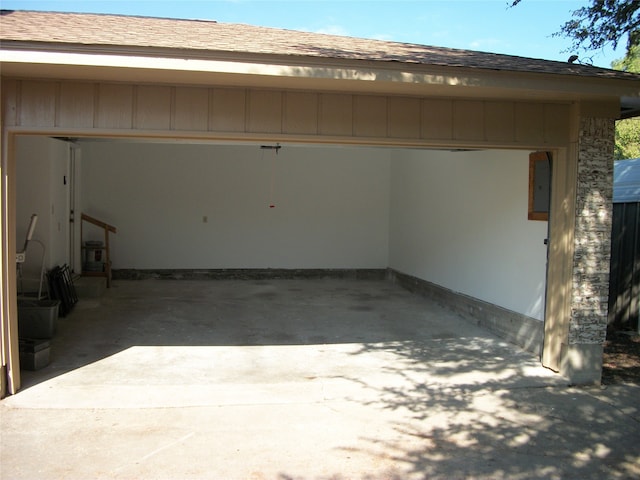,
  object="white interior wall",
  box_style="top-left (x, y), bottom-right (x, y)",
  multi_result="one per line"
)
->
top-left (79, 140), bottom-right (547, 320)
top-left (80, 142), bottom-right (391, 269)
top-left (16, 136), bottom-right (70, 281)
top-left (389, 149), bottom-right (549, 320)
